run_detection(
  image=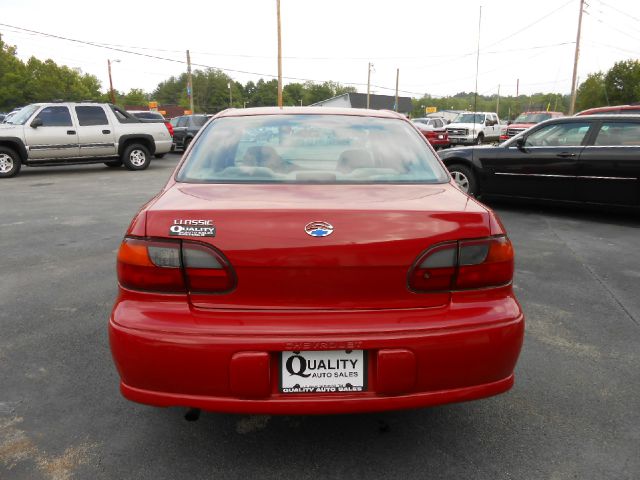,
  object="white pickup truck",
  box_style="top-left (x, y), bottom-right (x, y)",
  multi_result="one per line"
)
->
top-left (446, 112), bottom-right (501, 145)
top-left (0, 102), bottom-right (173, 178)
